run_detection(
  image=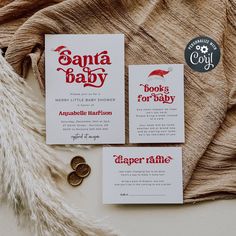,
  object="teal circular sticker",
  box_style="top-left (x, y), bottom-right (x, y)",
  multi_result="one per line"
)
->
top-left (185, 36), bottom-right (220, 72)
